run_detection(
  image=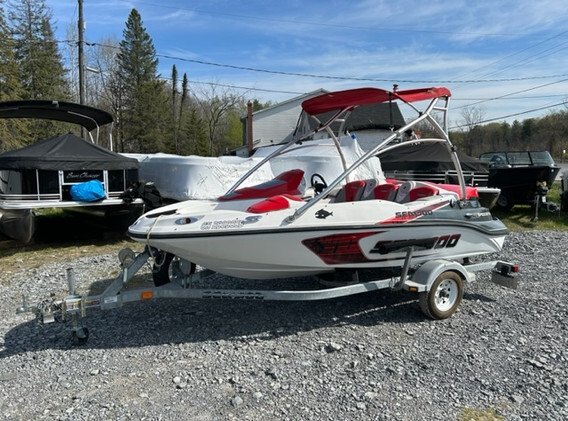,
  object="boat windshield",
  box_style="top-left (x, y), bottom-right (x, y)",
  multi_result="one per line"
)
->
top-left (480, 151), bottom-right (555, 167)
